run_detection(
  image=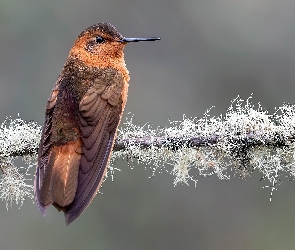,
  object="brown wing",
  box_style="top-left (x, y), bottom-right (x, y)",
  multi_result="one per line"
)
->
top-left (34, 81), bottom-right (60, 215)
top-left (64, 81), bottom-right (124, 225)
